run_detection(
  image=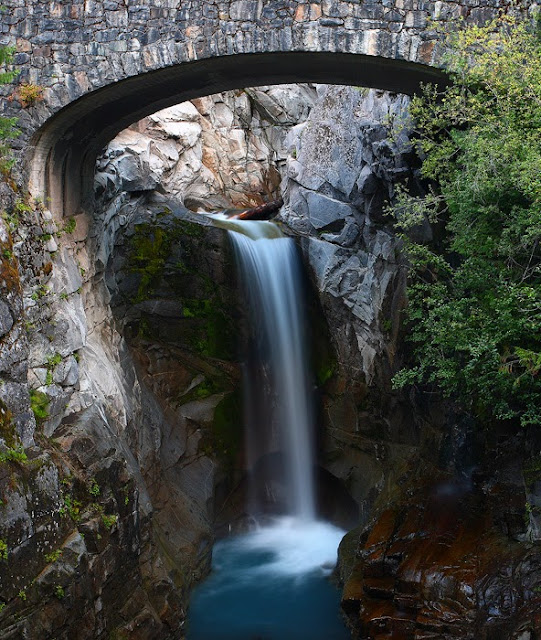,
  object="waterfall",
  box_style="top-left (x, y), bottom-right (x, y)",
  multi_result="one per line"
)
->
top-left (228, 220), bottom-right (316, 521)
top-left (187, 218), bottom-right (349, 640)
